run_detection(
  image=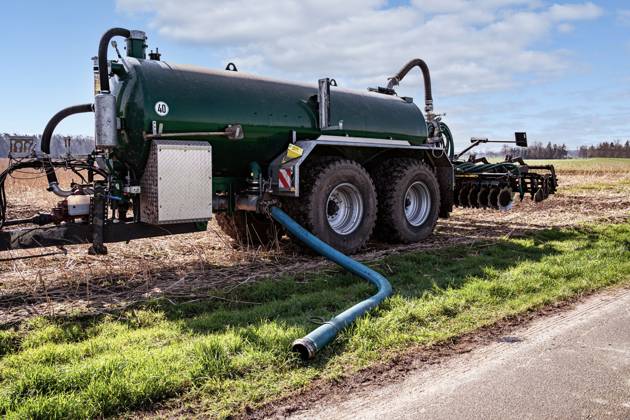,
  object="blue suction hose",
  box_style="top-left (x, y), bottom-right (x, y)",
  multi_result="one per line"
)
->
top-left (269, 206), bottom-right (393, 359)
